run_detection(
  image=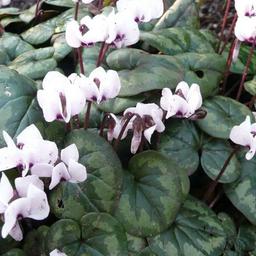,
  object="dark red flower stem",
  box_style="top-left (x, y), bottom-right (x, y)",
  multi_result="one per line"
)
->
top-left (219, 14), bottom-right (237, 55)
top-left (203, 146), bottom-right (239, 204)
top-left (114, 114), bottom-right (135, 151)
top-left (236, 42), bottom-right (255, 101)
top-left (99, 113), bottom-right (110, 137)
top-left (218, 0), bottom-right (232, 52)
top-left (74, 1), bottom-right (80, 21)
top-left (35, 0), bottom-right (41, 18)
top-left (98, 0), bottom-right (103, 10)
top-left (220, 39), bottom-right (237, 94)
top-left (84, 42), bottom-right (109, 129)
